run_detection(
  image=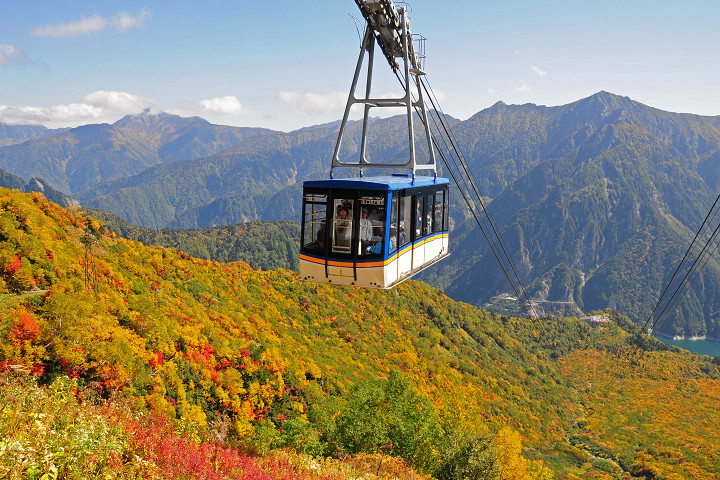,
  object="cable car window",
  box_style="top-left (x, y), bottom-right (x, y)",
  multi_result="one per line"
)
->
top-left (332, 198), bottom-right (354, 254)
top-left (359, 196), bottom-right (385, 256)
top-left (434, 190), bottom-right (443, 233)
top-left (443, 189), bottom-right (449, 231)
top-left (422, 194), bottom-right (433, 237)
top-left (399, 196), bottom-right (411, 247)
top-left (414, 196), bottom-right (423, 240)
top-left (389, 196), bottom-right (398, 254)
top-left (302, 193), bottom-right (327, 253)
